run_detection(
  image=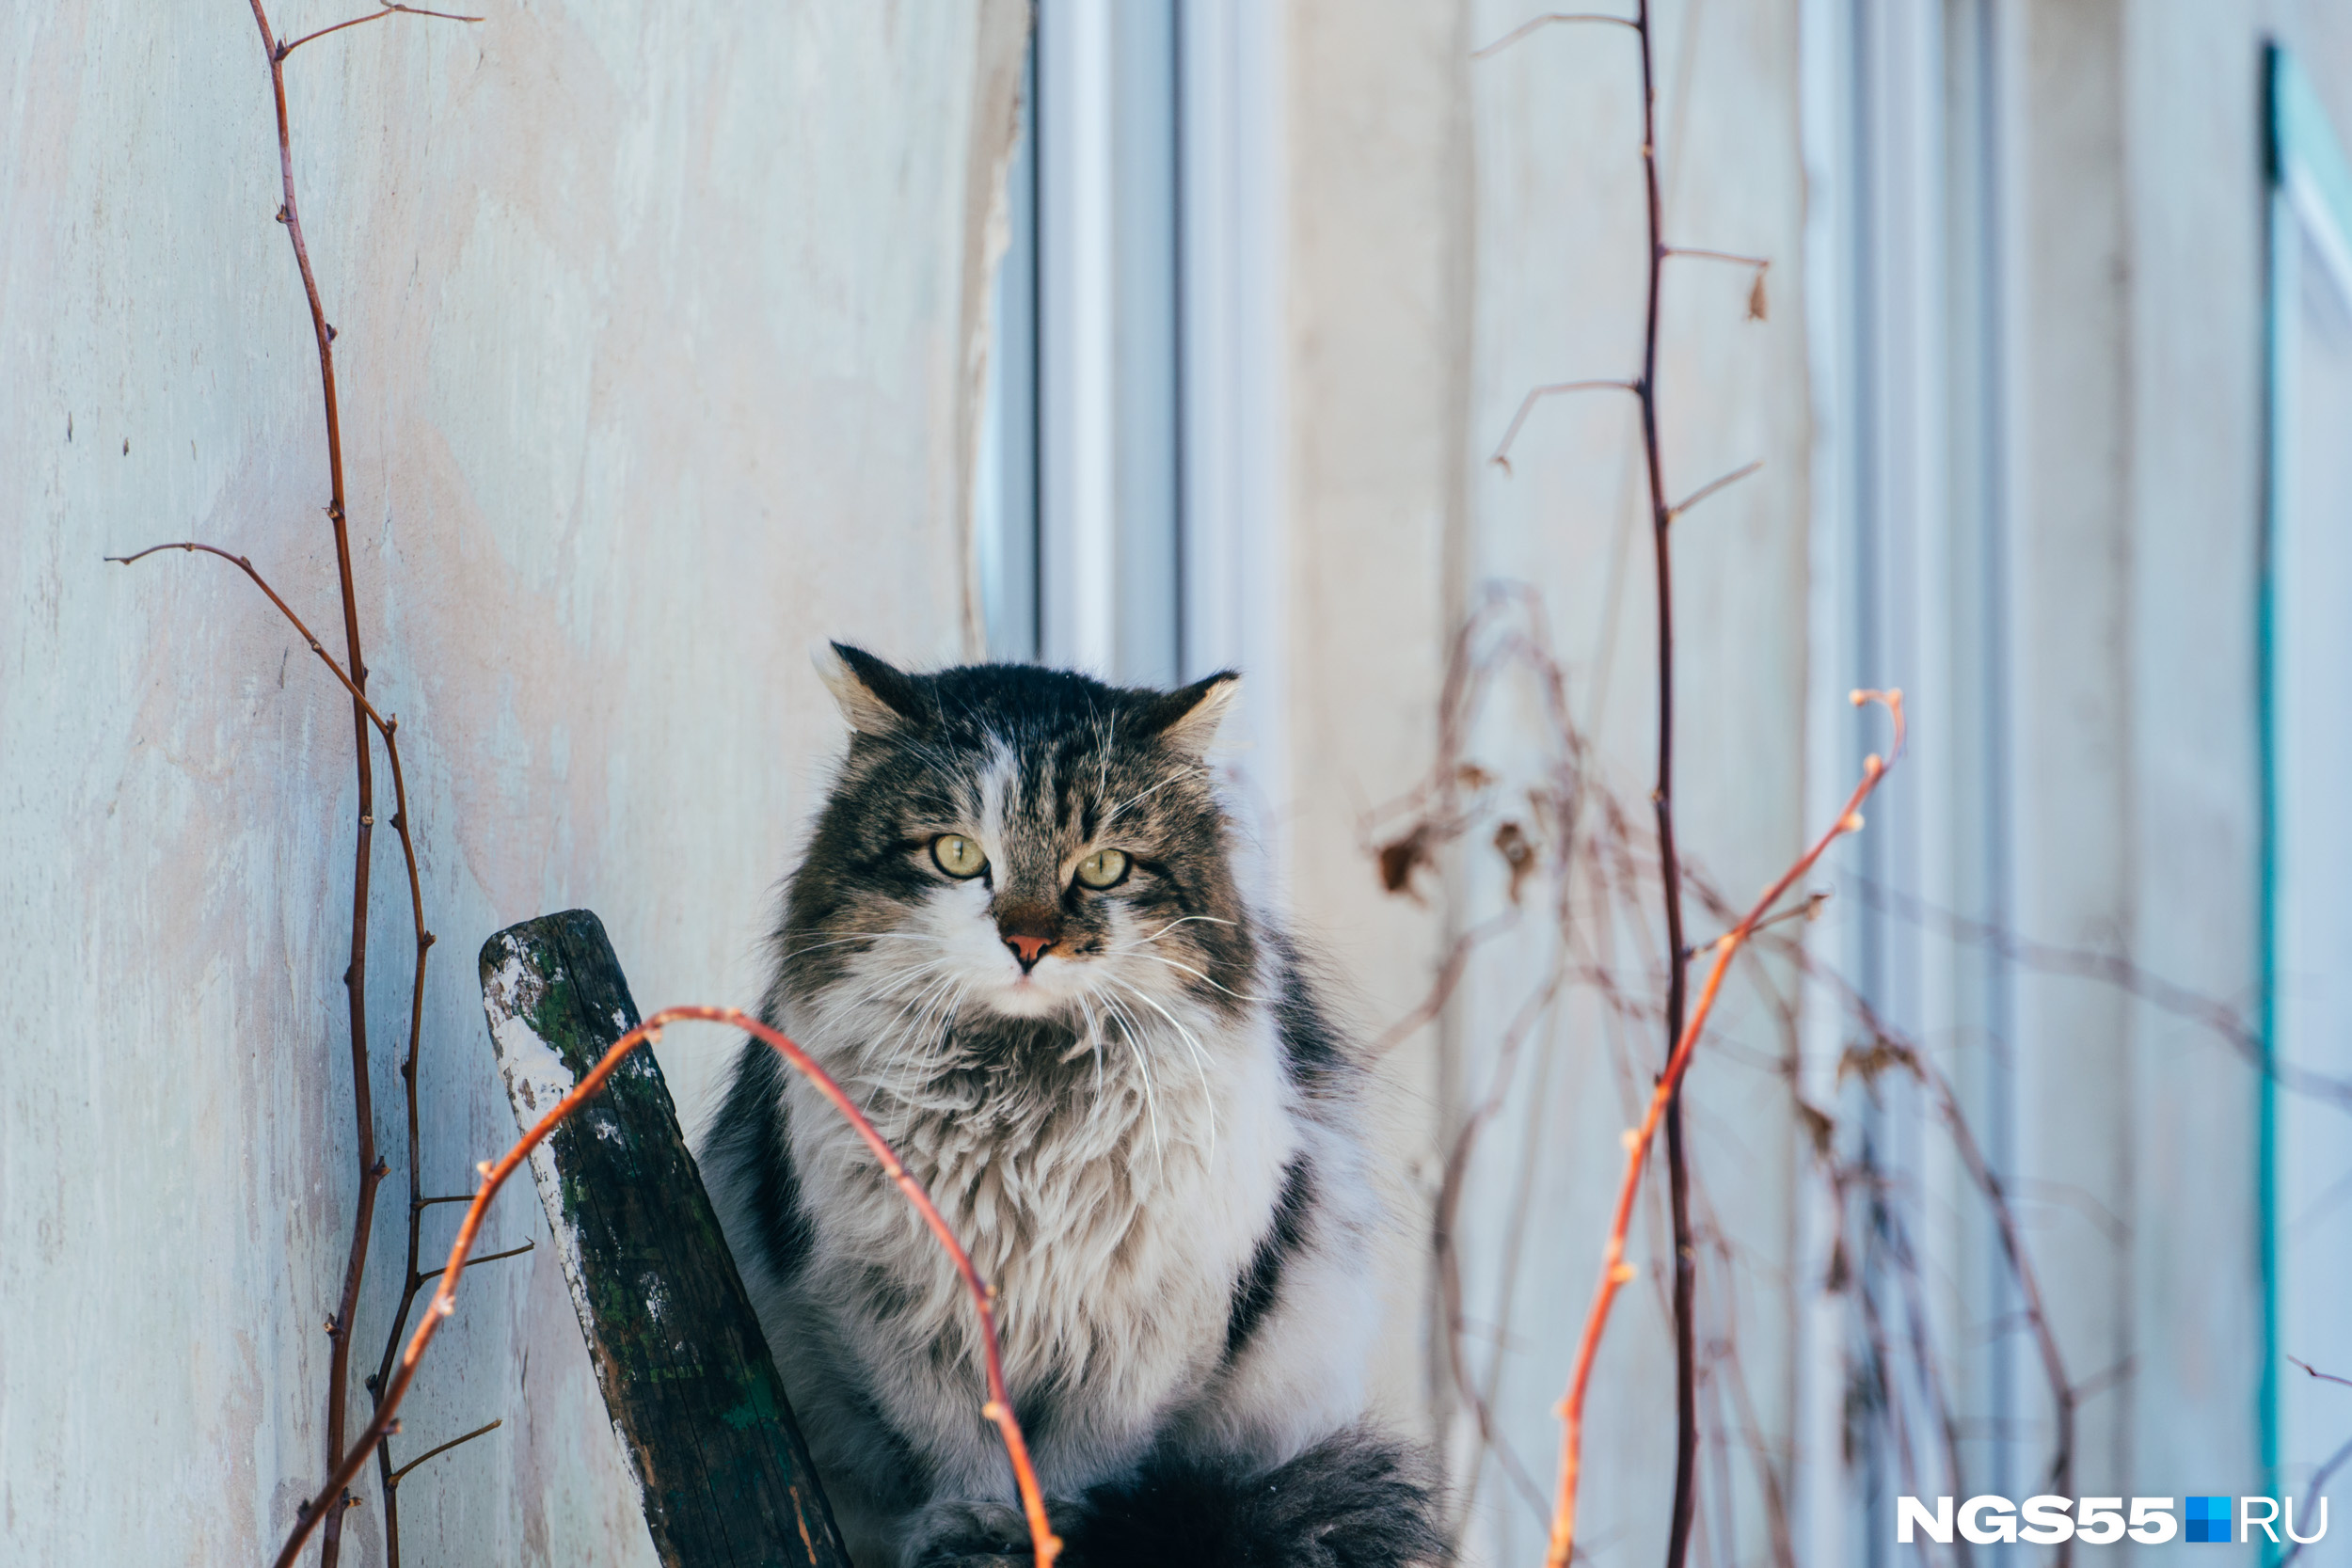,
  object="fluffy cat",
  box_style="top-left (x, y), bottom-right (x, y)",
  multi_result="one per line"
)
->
top-left (704, 645), bottom-right (1440, 1567)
